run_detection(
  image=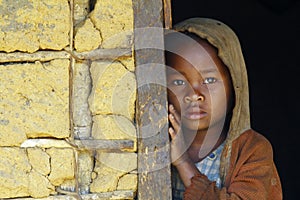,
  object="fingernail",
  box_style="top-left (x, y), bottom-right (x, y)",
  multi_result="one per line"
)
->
top-left (169, 104), bottom-right (174, 110)
top-left (169, 114), bottom-right (174, 119)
